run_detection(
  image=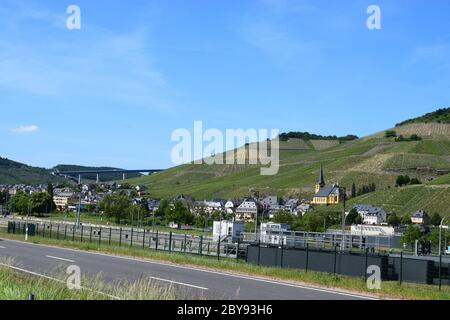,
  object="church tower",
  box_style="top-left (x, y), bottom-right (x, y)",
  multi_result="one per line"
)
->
top-left (315, 164), bottom-right (325, 193)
